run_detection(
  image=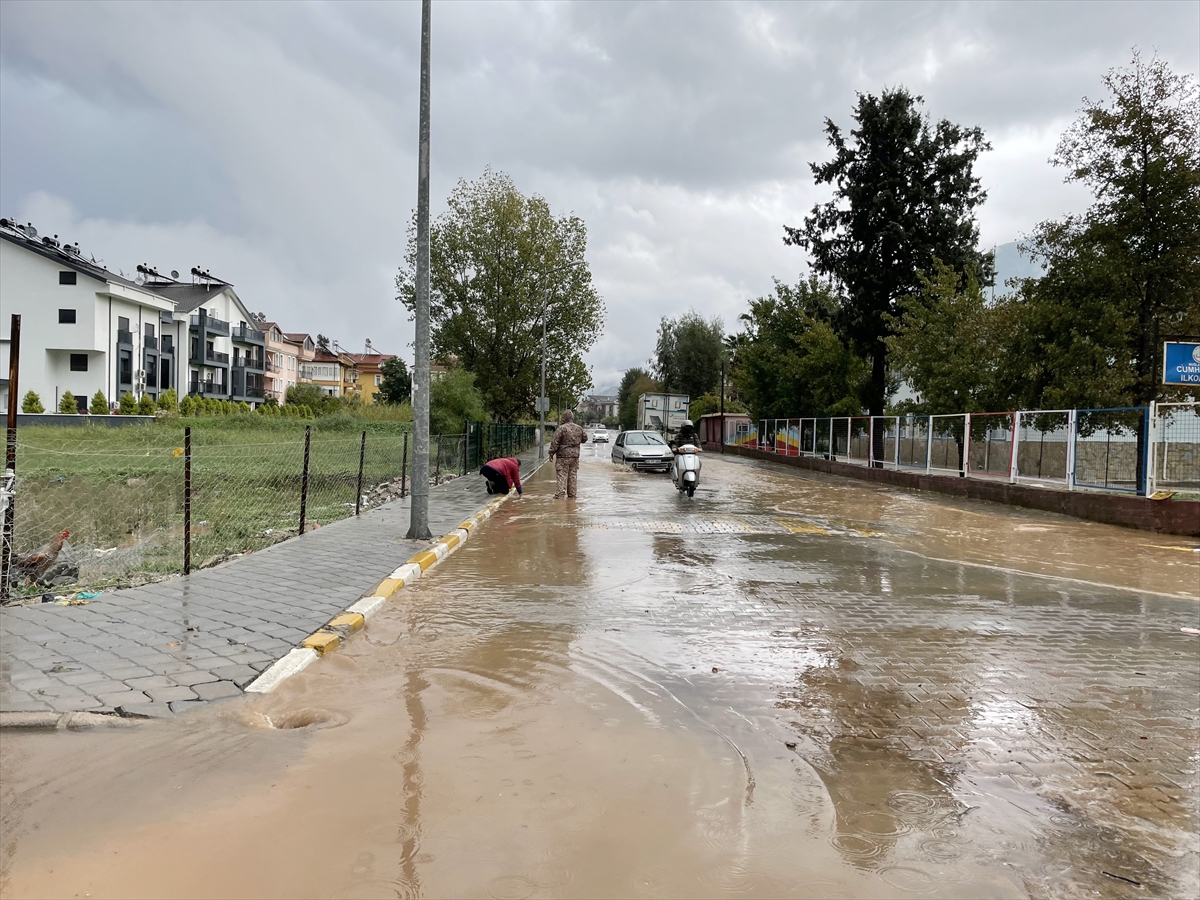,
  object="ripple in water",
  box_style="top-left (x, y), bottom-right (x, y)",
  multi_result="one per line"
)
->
top-left (878, 866), bottom-right (939, 894)
top-left (830, 832), bottom-right (885, 862)
top-left (486, 874), bottom-right (537, 900)
top-left (919, 838), bottom-right (961, 861)
top-left (887, 790), bottom-right (939, 819)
